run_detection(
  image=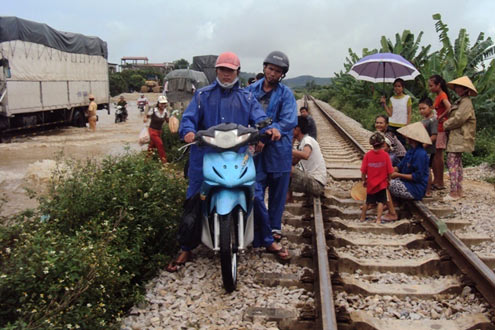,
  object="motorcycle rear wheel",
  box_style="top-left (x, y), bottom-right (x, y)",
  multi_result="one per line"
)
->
top-left (219, 212), bottom-right (238, 292)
